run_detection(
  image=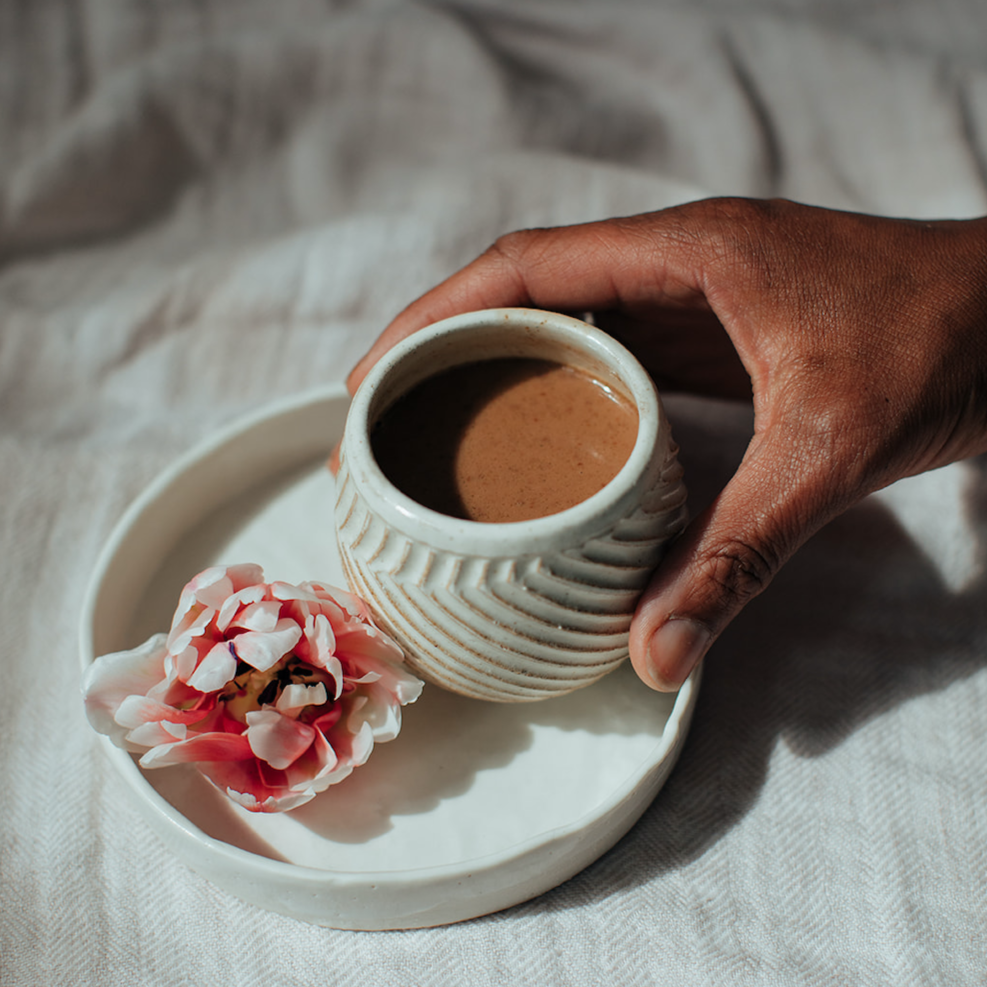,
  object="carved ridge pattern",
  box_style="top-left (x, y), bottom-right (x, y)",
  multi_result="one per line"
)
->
top-left (334, 442), bottom-right (688, 702)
